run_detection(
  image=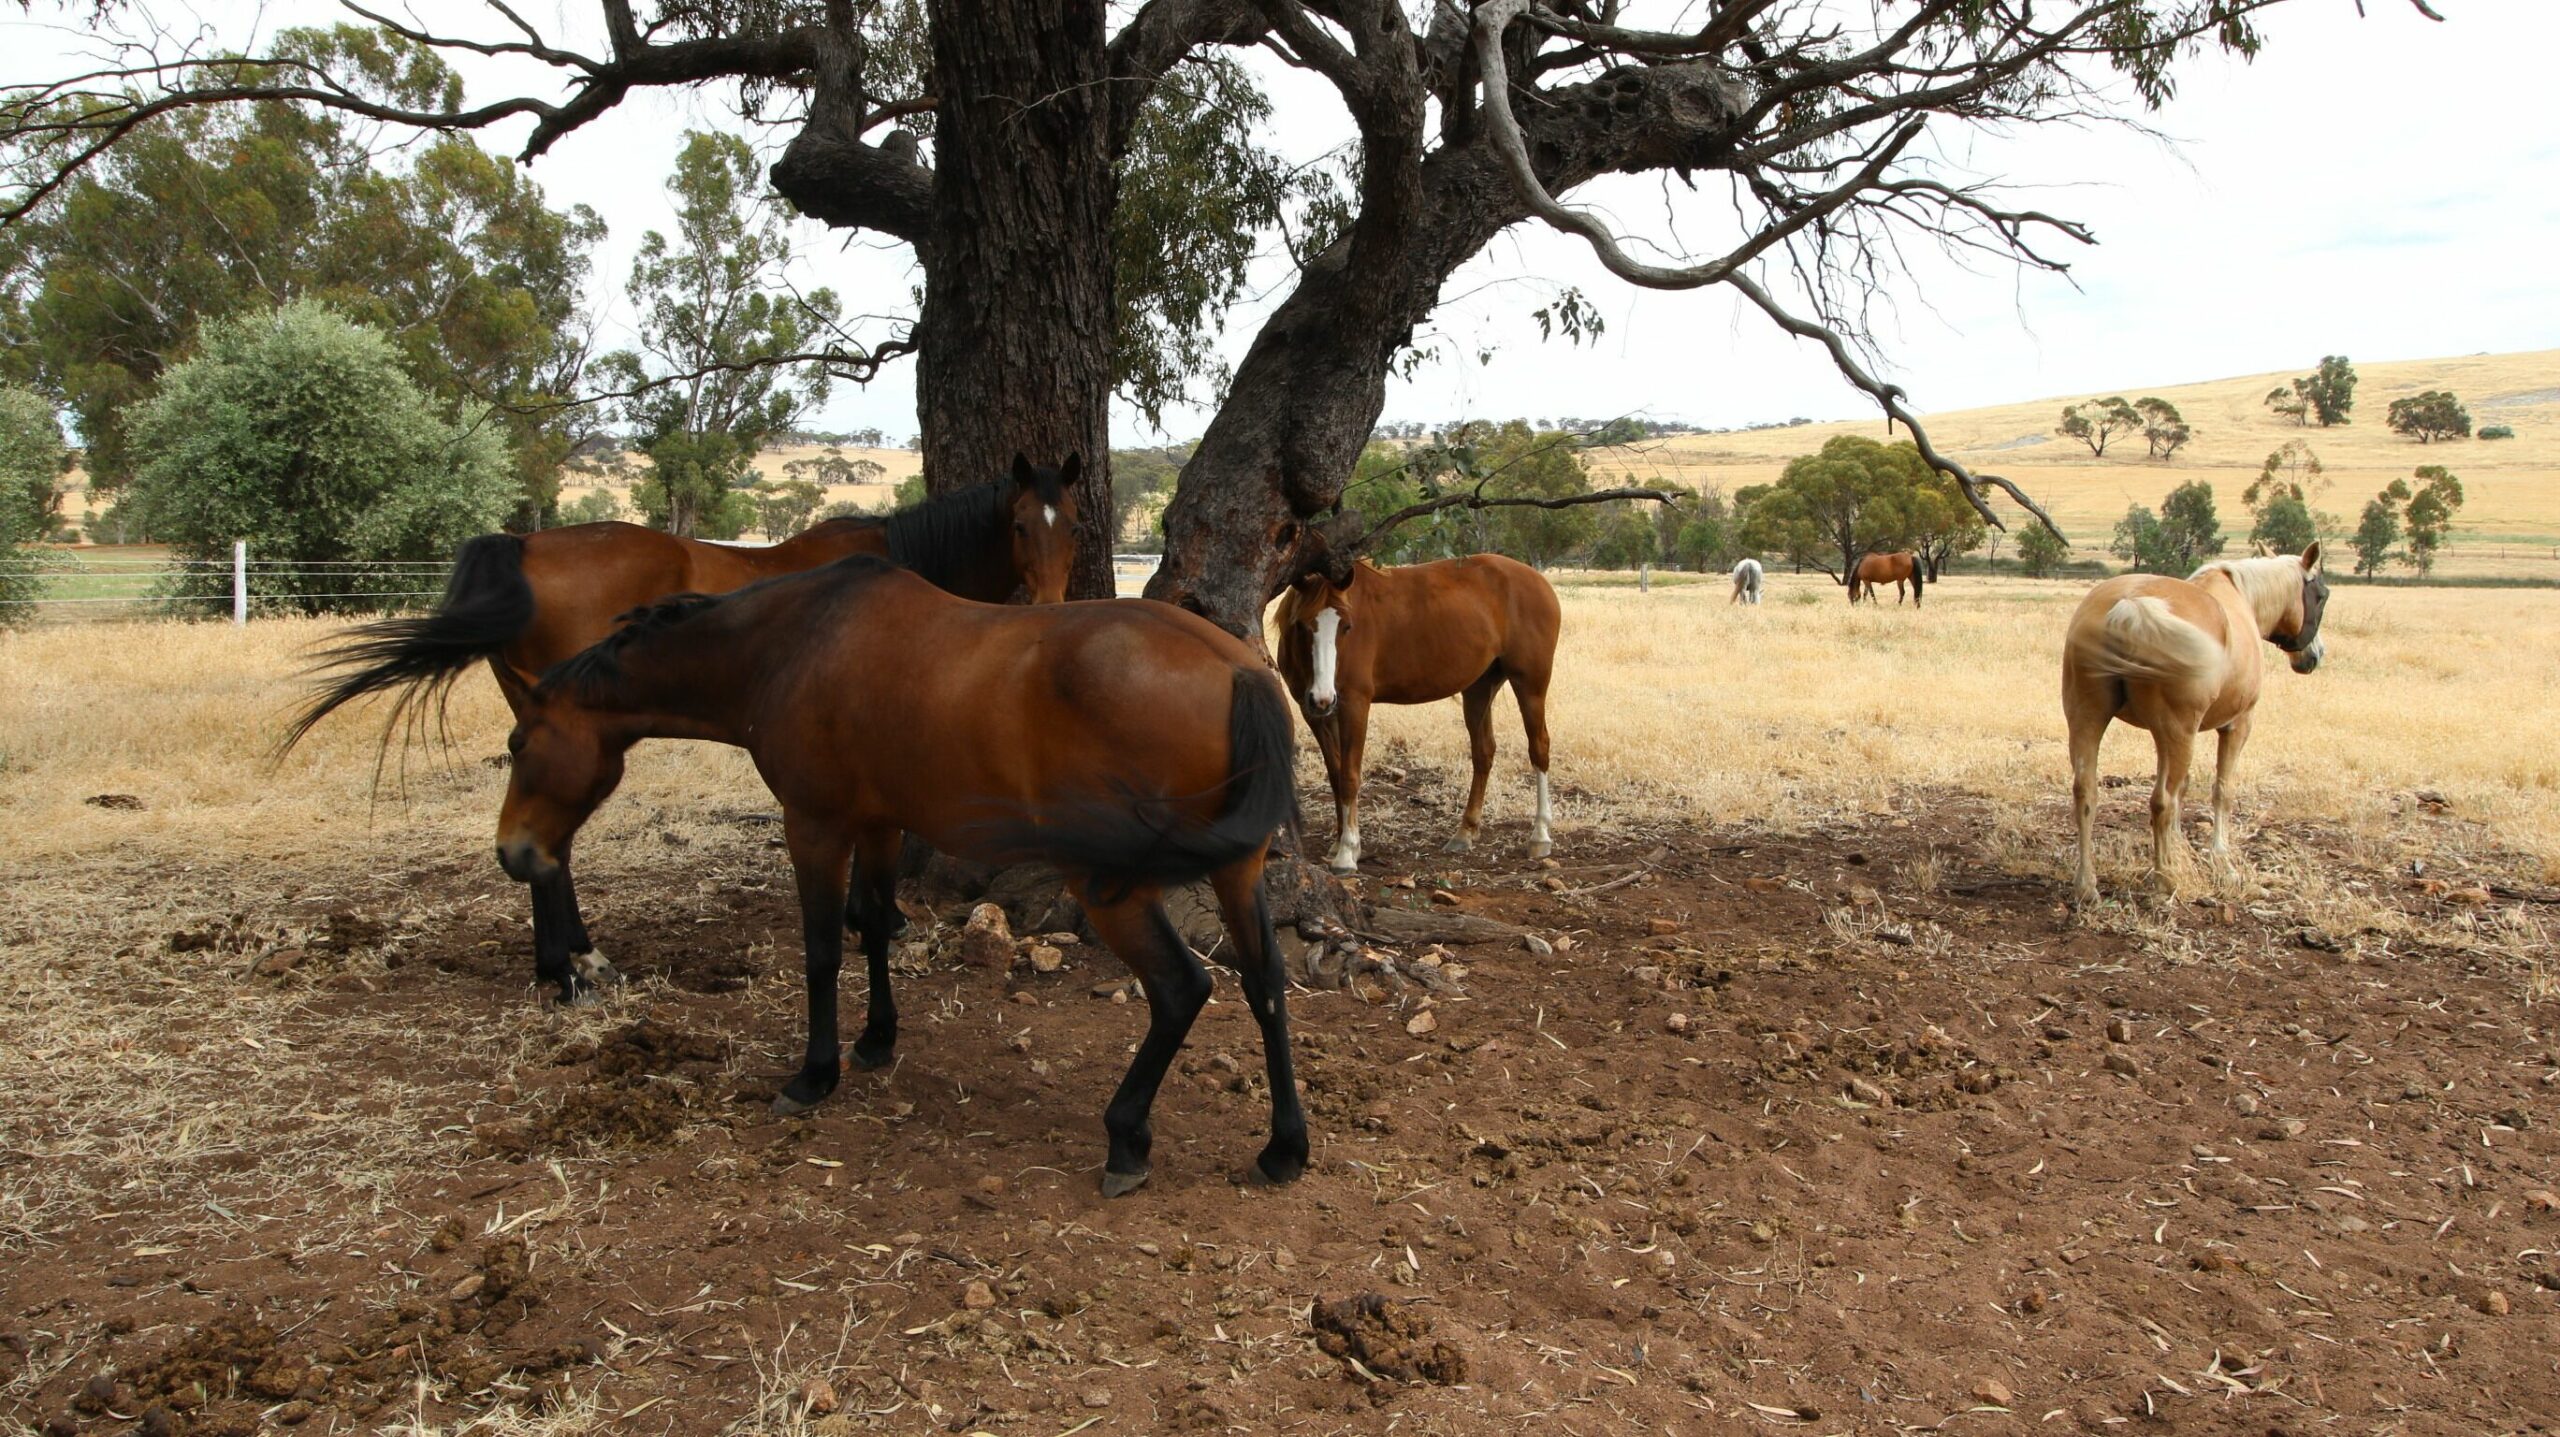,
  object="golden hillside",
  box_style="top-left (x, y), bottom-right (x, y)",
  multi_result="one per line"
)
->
top-left (1593, 350), bottom-right (2560, 579)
